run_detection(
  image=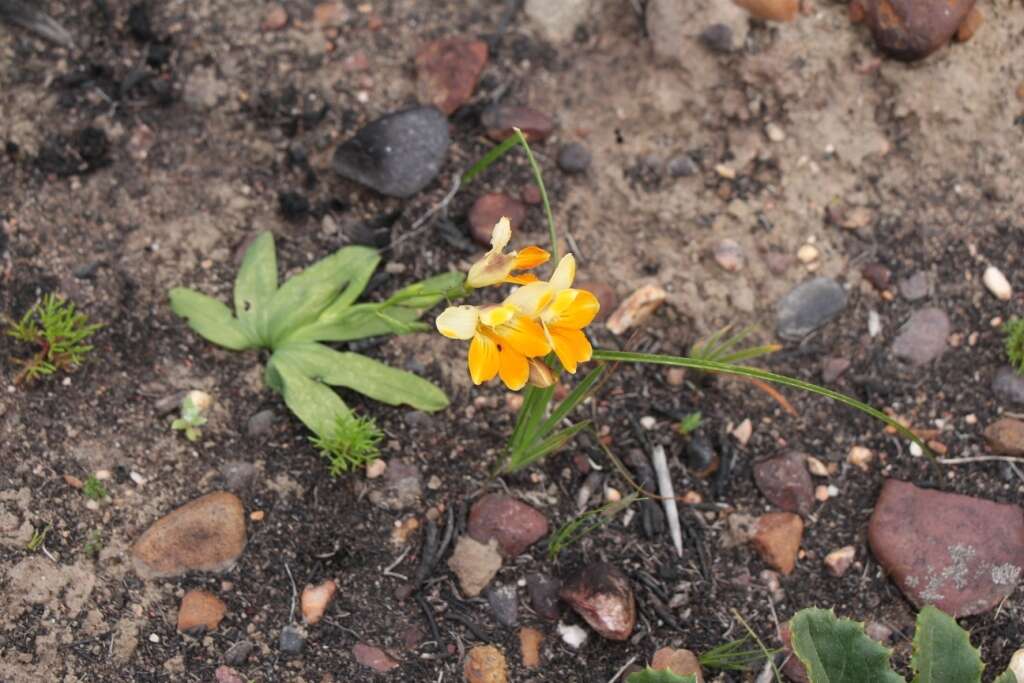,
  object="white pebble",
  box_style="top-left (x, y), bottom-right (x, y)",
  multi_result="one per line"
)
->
top-left (983, 266), bottom-right (1012, 301)
top-left (797, 244), bottom-right (819, 264)
top-left (640, 416), bottom-right (656, 430)
top-left (868, 310), bottom-right (882, 338)
top-left (765, 122), bottom-right (786, 142)
top-left (909, 442), bottom-right (923, 457)
top-left (826, 484), bottom-right (839, 497)
top-left (558, 622), bottom-right (588, 649)
top-left (130, 471), bottom-right (147, 486)
top-left (148, 633), bottom-right (160, 643)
